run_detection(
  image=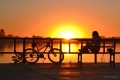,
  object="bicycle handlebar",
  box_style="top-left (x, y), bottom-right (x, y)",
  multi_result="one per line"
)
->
top-left (46, 41), bottom-right (50, 46)
top-left (32, 42), bottom-right (41, 47)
